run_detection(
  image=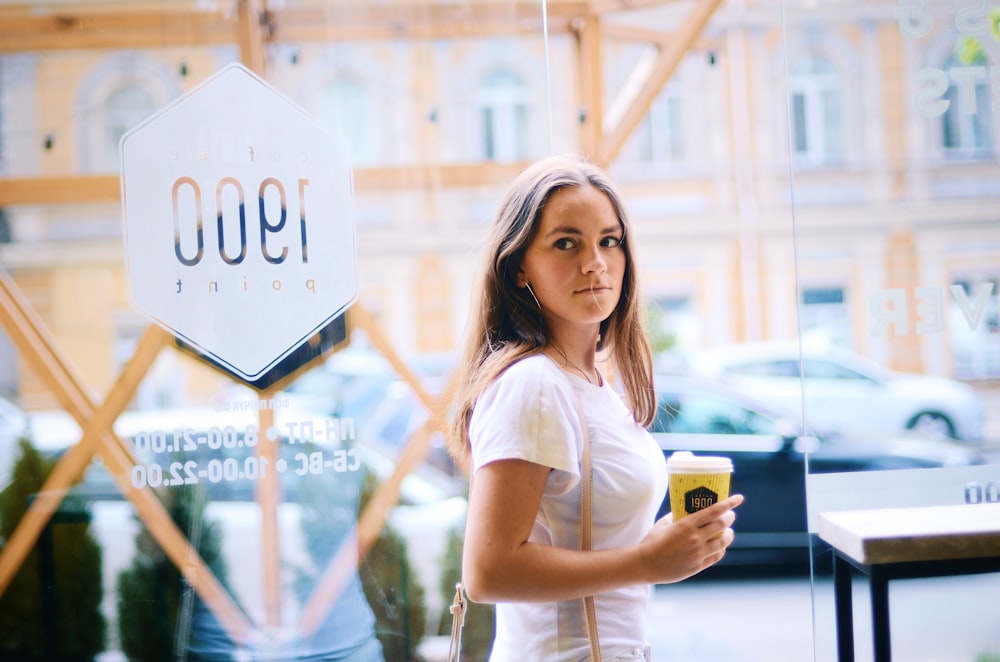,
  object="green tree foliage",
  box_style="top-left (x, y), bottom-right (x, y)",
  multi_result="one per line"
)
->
top-left (0, 438), bottom-right (106, 660)
top-left (361, 522), bottom-right (427, 662)
top-left (438, 529), bottom-right (495, 662)
top-left (115, 484), bottom-right (231, 662)
top-left (357, 472), bottom-right (427, 661)
top-left (645, 304), bottom-right (677, 355)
